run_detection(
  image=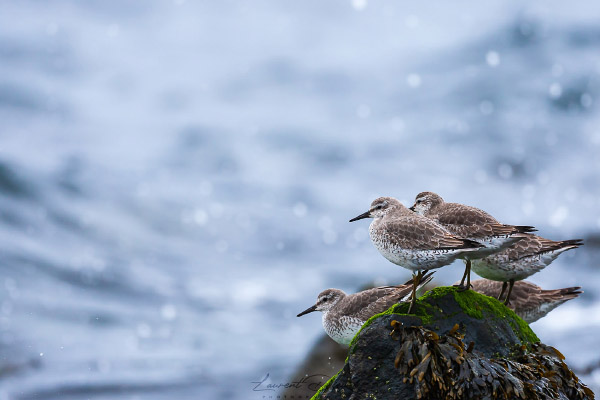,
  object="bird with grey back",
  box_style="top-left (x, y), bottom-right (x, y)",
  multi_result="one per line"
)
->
top-left (409, 191), bottom-right (537, 291)
top-left (468, 278), bottom-right (582, 323)
top-left (349, 196), bottom-right (483, 312)
top-left (469, 234), bottom-right (583, 304)
top-left (297, 272), bottom-right (434, 345)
